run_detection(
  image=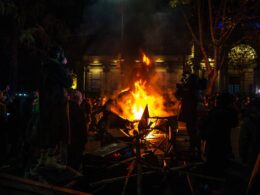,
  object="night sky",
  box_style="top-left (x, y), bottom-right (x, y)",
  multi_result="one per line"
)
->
top-left (82, 0), bottom-right (190, 56)
top-left (0, 0), bottom-right (190, 91)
